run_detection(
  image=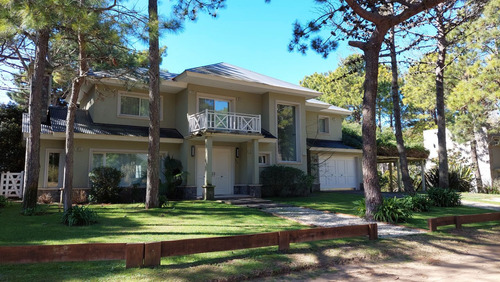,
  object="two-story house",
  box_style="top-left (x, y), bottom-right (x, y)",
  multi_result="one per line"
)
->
top-left (24, 63), bottom-right (362, 200)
